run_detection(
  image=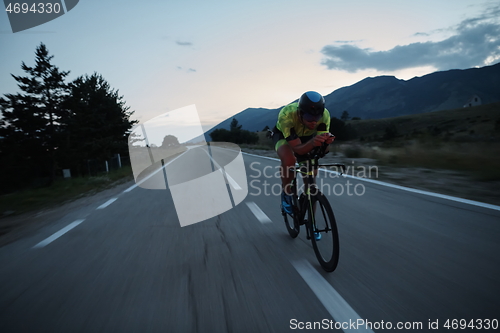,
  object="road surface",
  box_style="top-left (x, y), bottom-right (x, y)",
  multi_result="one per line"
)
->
top-left (1, 146), bottom-right (499, 332)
